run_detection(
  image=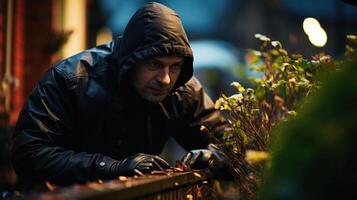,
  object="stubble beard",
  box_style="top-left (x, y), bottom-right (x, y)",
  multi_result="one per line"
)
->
top-left (143, 93), bottom-right (167, 102)
top-left (140, 83), bottom-right (173, 102)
